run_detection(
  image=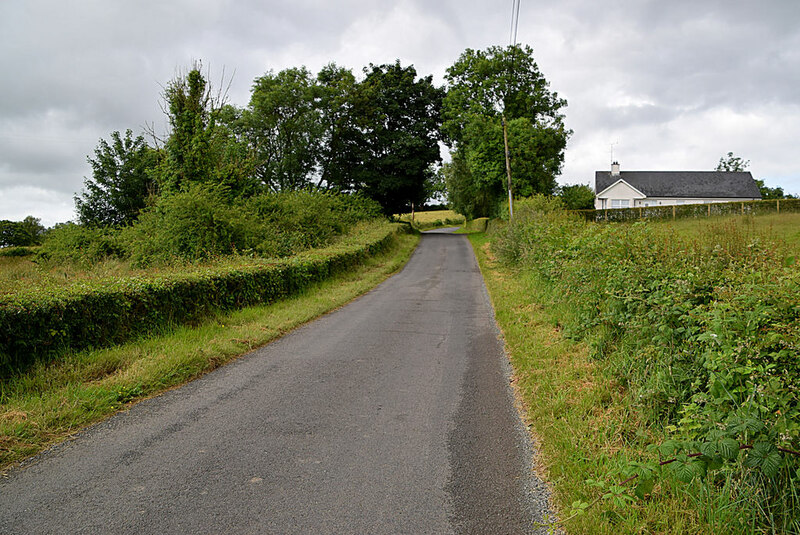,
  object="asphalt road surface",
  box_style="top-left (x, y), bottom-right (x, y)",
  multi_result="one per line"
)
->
top-left (0, 228), bottom-right (553, 534)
